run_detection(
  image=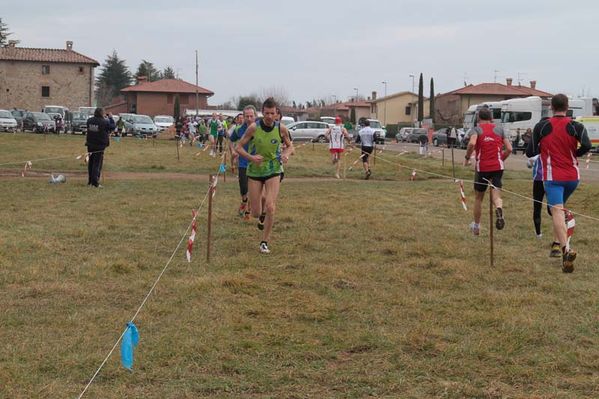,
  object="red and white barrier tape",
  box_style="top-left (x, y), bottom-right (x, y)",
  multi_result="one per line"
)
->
top-left (185, 210), bottom-right (198, 262)
top-left (457, 179), bottom-right (468, 211)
